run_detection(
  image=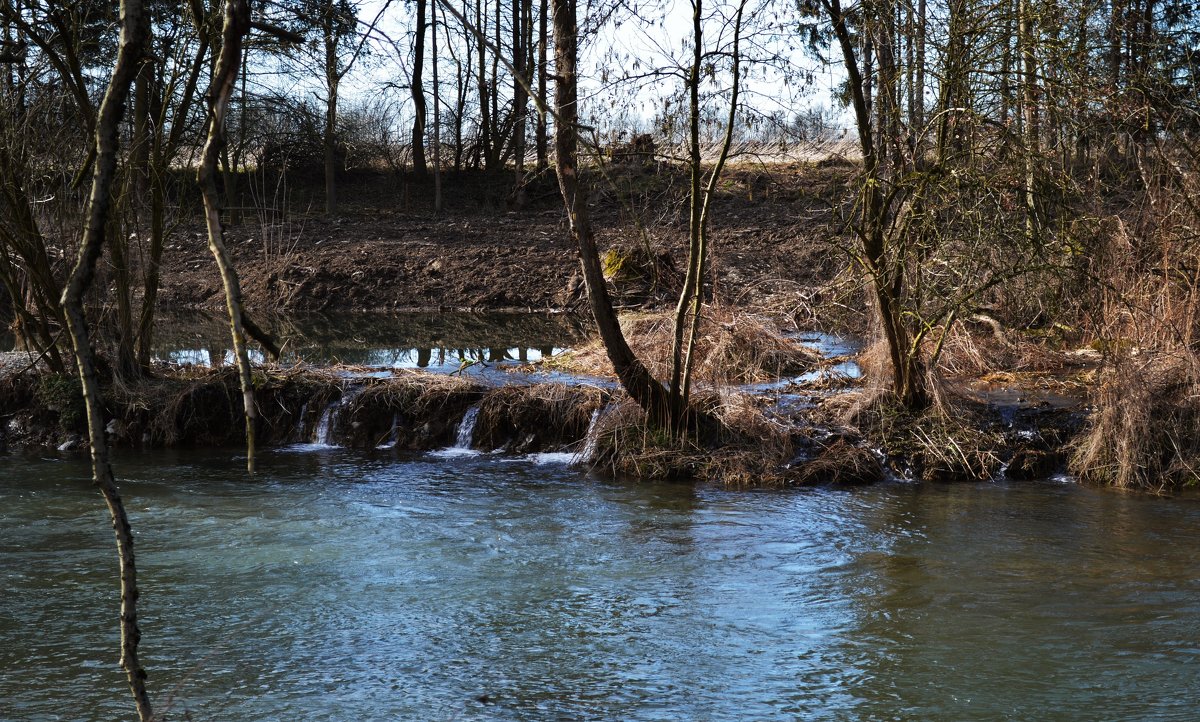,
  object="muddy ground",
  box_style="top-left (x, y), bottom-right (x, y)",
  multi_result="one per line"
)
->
top-left (156, 161), bottom-right (858, 322)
